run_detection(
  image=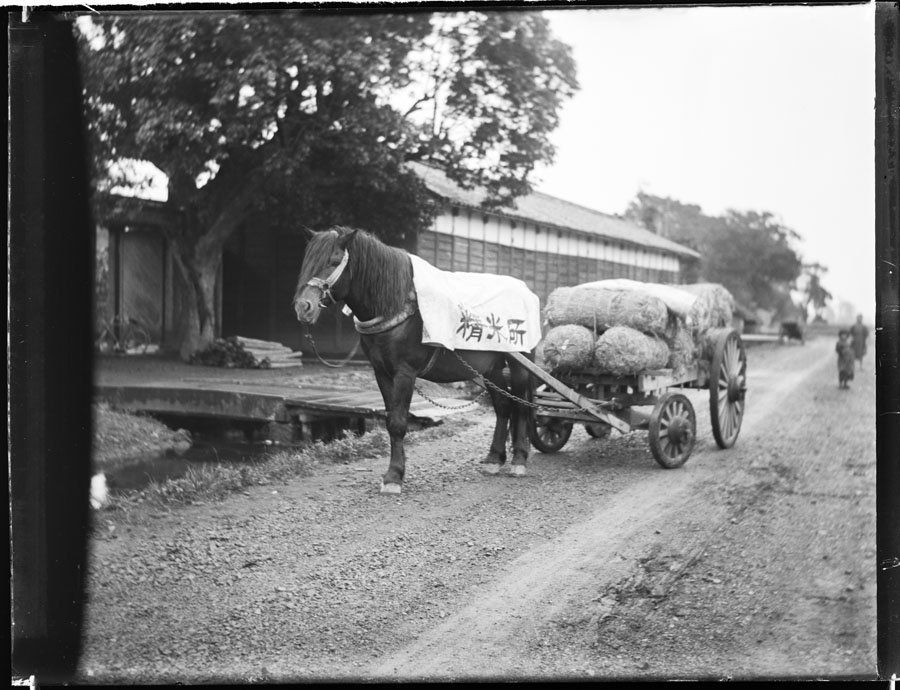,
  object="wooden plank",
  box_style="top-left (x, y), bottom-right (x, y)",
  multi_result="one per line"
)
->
top-left (452, 236), bottom-right (469, 271)
top-left (235, 336), bottom-right (289, 350)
